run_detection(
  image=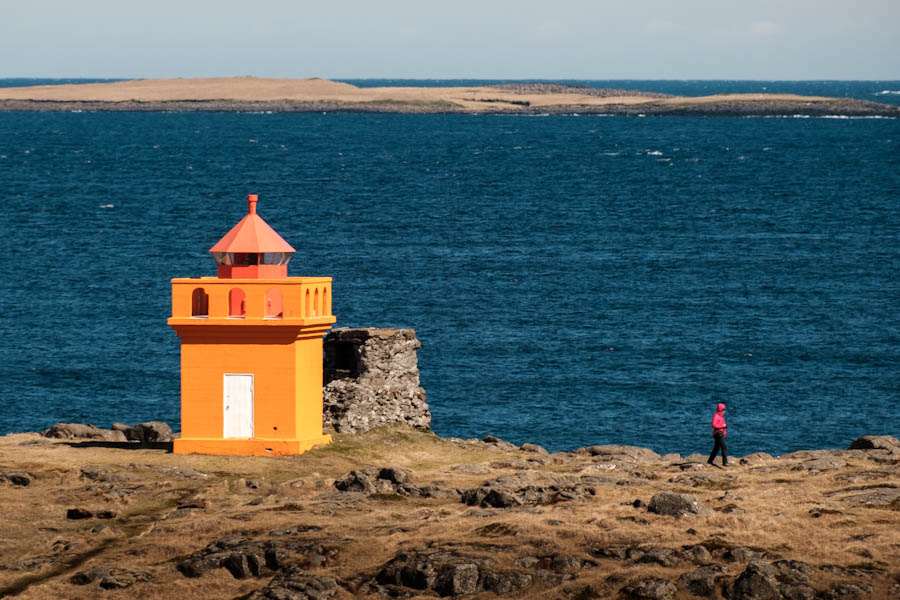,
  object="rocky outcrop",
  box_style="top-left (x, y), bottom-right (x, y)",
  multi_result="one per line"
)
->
top-left (43, 423), bottom-right (127, 442)
top-left (322, 328), bottom-right (430, 433)
top-left (848, 435), bottom-right (899, 452)
top-left (461, 473), bottom-right (597, 507)
top-left (43, 421), bottom-right (172, 444)
top-left (373, 547), bottom-right (558, 597)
